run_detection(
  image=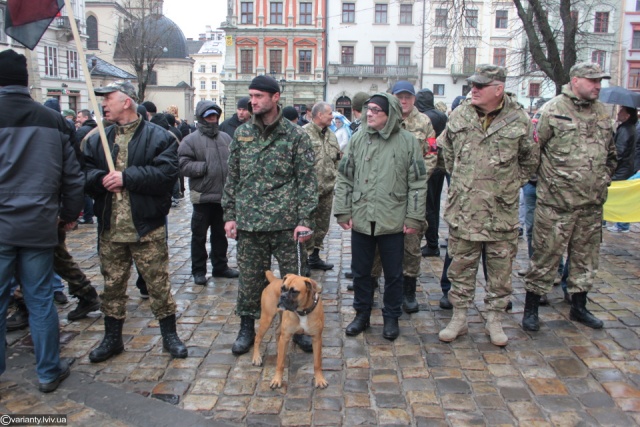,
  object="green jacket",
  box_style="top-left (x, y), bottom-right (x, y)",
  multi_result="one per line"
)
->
top-left (333, 92), bottom-right (427, 235)
top-left (222, 108), bottom-right (318, 231)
